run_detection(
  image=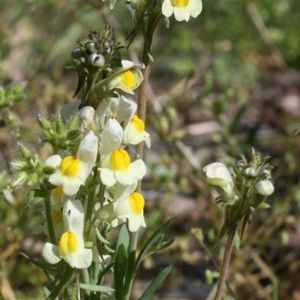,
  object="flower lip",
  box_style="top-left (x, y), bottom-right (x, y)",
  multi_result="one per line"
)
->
top-left (121, 70), bottom-right (136, 89)
top-left (171, 0), bottom-right (189, 7)
top-left (129, 192), bottom-right (145, 214)
top-left (131, 114), bottom-right (145, 132)
top-left (59, 231), bottom-right (78, 255)
top-left (59, 156), bottom-right (80, 177)
top-left (110, 149), bottom-right (131, 171)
